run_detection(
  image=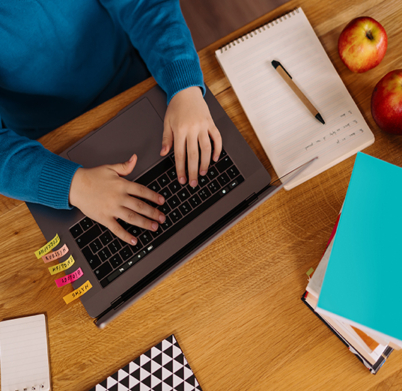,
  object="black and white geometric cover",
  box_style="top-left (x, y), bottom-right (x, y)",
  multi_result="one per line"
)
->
top-left (89, 335), bottom-right (202, 391)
